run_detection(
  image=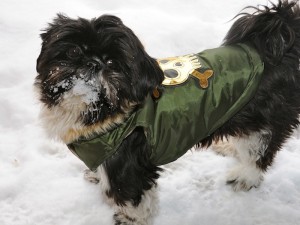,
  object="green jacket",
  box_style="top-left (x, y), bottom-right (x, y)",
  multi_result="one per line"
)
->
top-left (68, 44), bottom-right (264, 171)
